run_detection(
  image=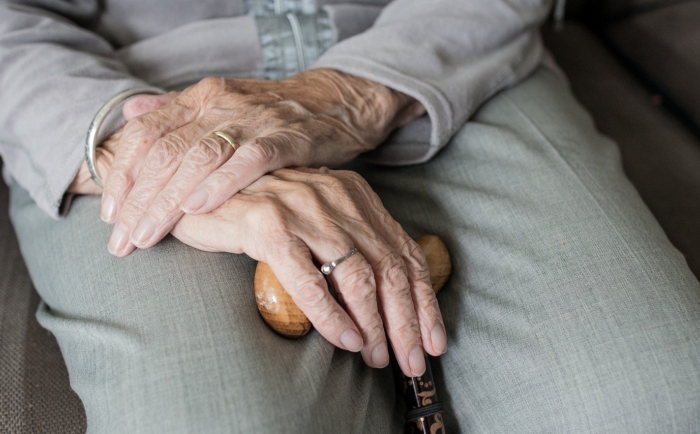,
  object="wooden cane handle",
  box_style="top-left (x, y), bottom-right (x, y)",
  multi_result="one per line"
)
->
top-left (254, 235), bottom-right (451, 338)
